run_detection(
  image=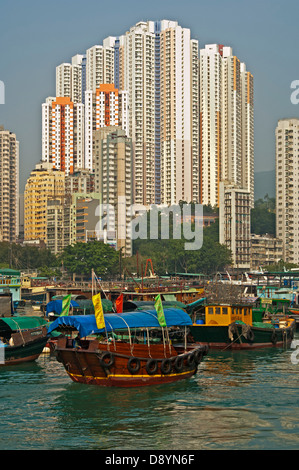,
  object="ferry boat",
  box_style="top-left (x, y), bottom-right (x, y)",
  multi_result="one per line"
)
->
top-left (47, 309), bottom-right (208, 387)
top-left (189, 303), bottom-right (295, 350)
